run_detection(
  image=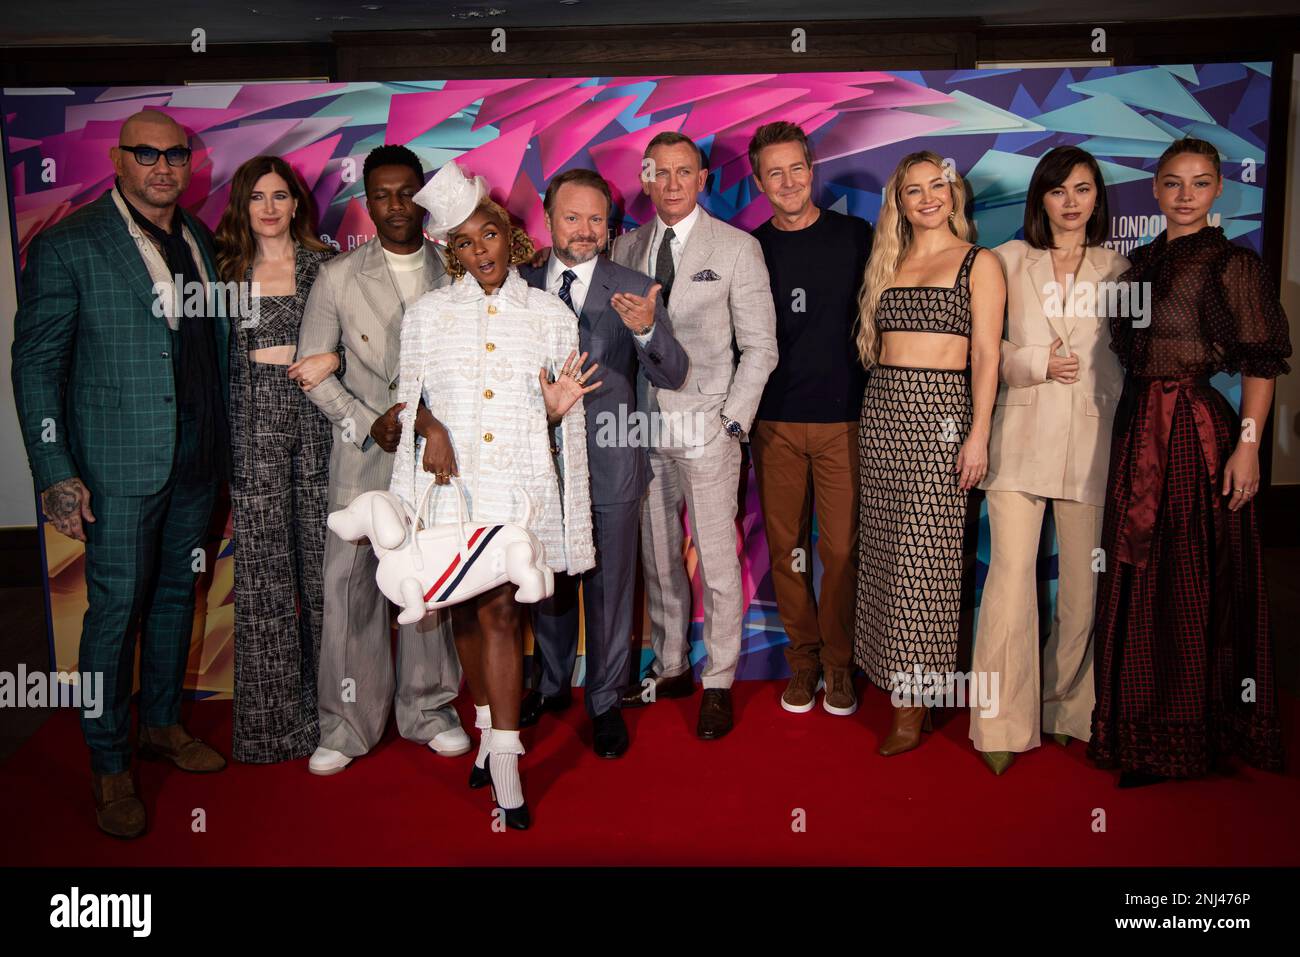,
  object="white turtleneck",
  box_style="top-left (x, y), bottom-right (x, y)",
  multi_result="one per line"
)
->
top-left (383, 245), bottom-right (426, 308)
